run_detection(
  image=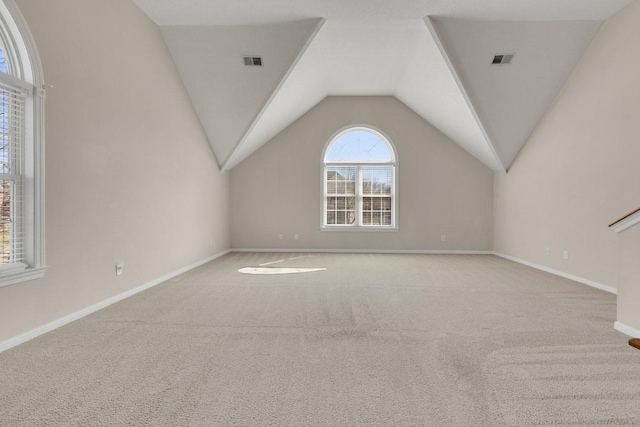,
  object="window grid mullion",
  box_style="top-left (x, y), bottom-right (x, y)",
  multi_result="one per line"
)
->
top-left (356, 166), bottom-right (362, 227)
